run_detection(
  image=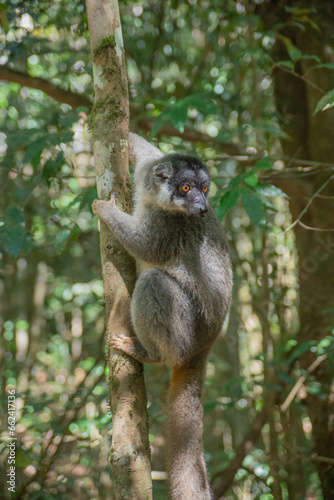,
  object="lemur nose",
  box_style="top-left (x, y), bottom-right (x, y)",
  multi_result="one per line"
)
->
top-left (199, 206), bottom-right (208, 215)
